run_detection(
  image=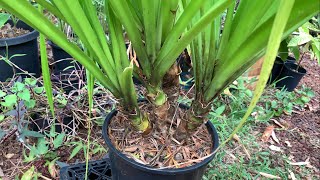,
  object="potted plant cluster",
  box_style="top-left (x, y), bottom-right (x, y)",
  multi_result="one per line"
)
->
top-left (0, 12), bottom-right (40, 82)
top-left (276, 19), bottom-right (319, 91)
top-left (0, 0), bottom-right (317, 179)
